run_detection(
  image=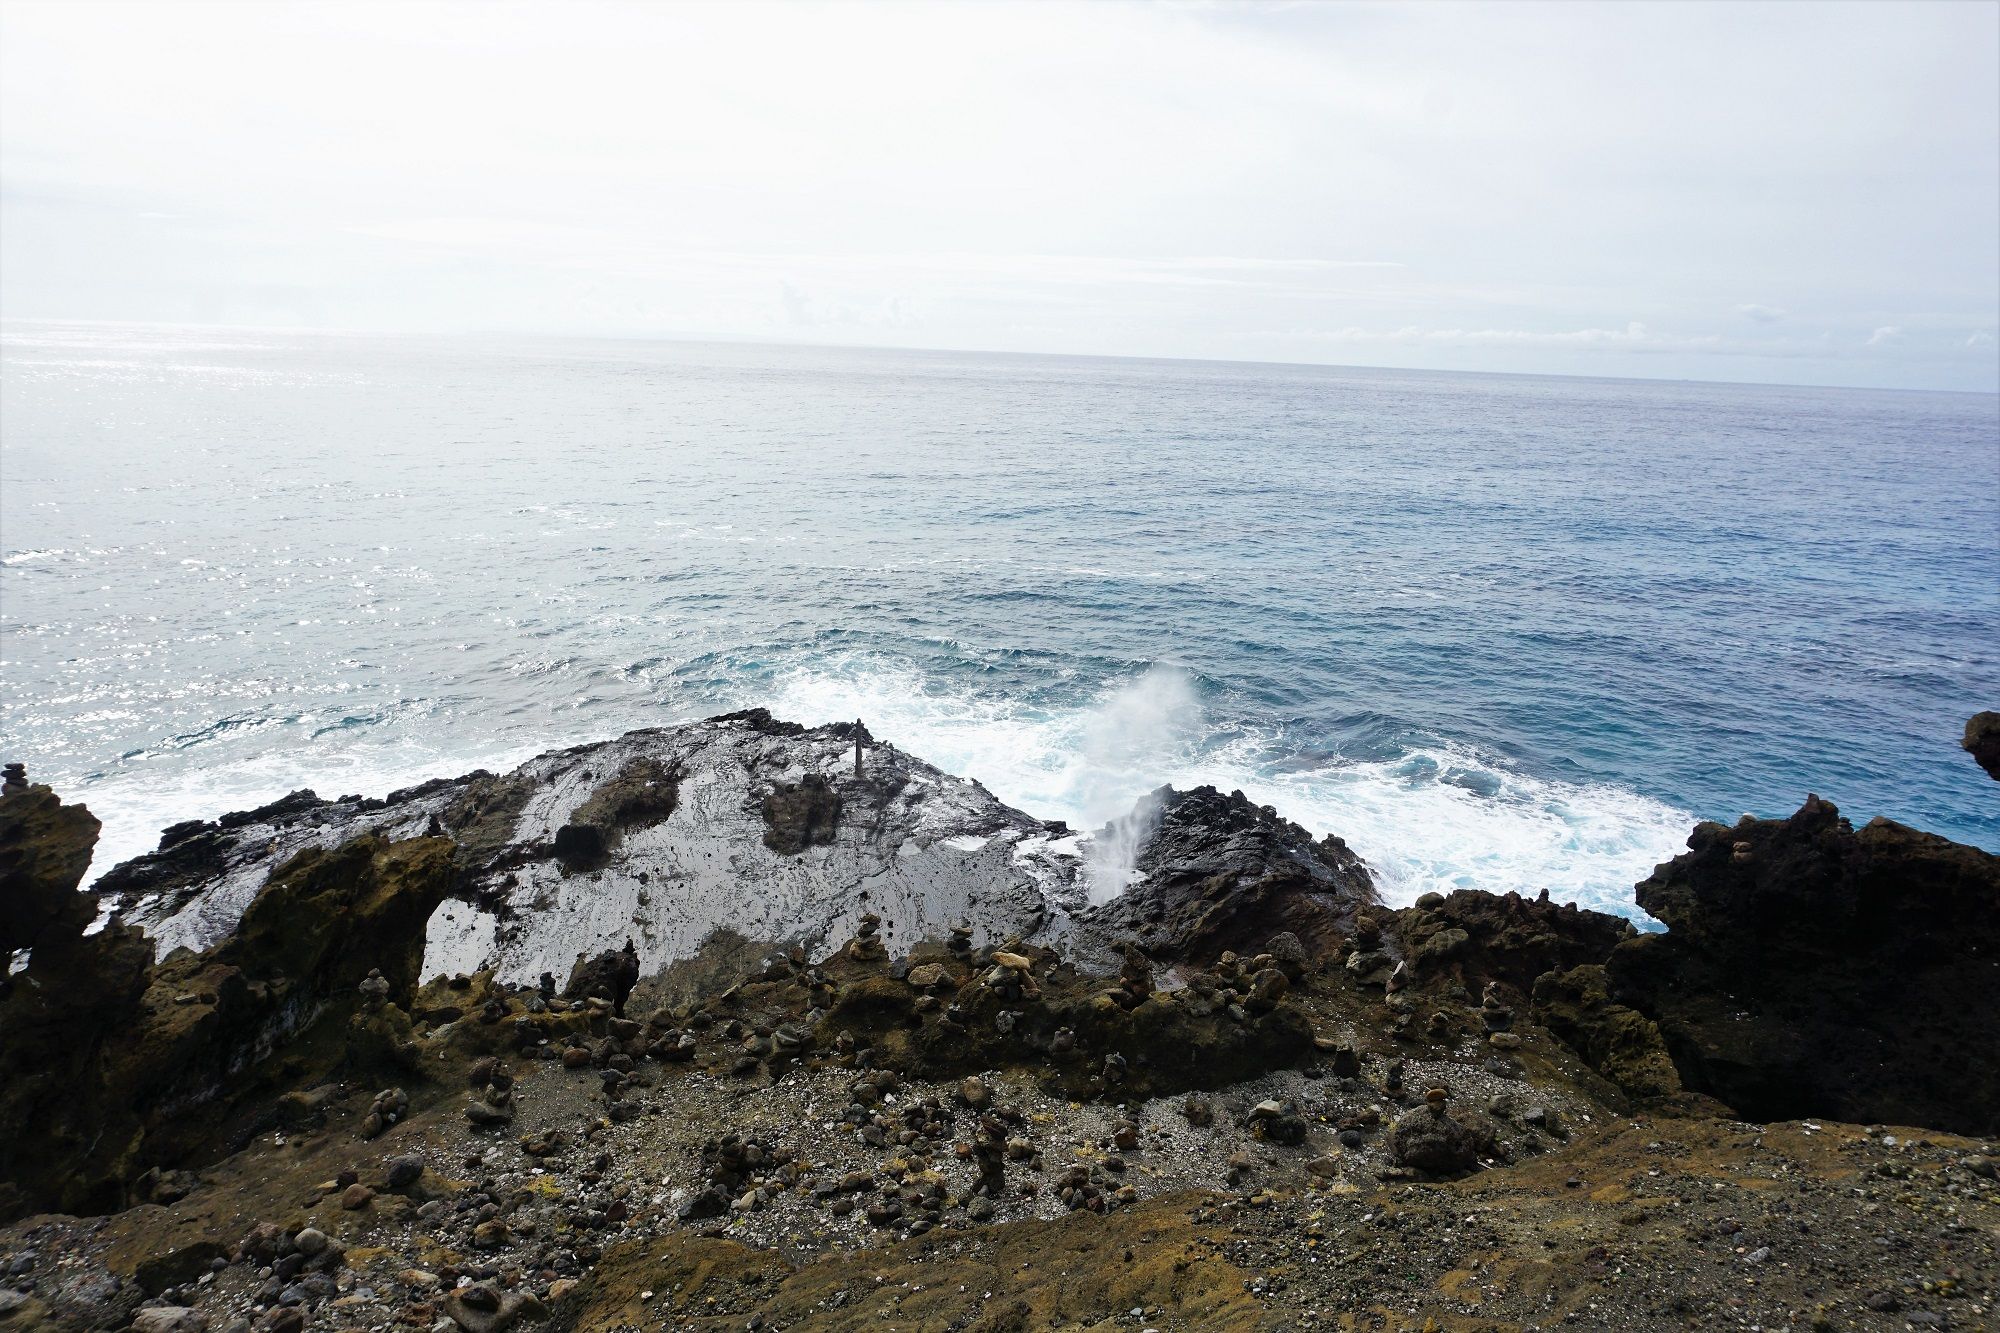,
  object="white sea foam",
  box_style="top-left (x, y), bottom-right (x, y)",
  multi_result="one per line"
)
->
top-left (66, 658), bottom-right (1694, 926)
top-left (73, 734), bottom-right (548, 888)
top-left (755, 660), bottom-right (1693, 921)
